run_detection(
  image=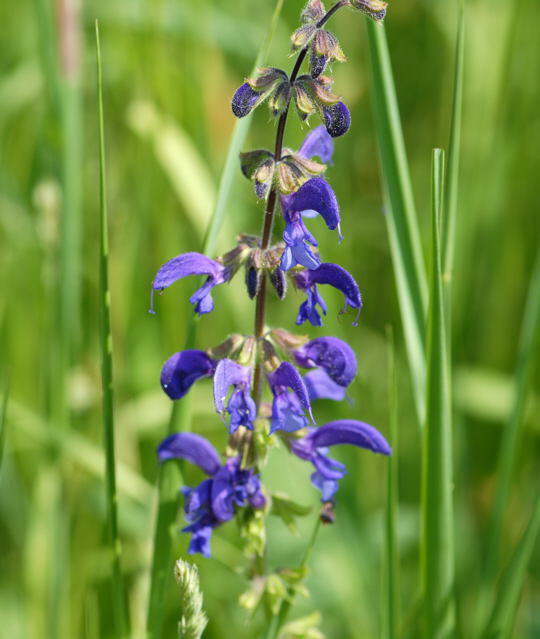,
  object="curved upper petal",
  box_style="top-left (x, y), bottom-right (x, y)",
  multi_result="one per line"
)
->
top-left (160, 350), bottom-right (216, 400)
top-left (323, 101), bottom-right (351, 138)
top-left (297, 125), bottom-right (334, 163)
top-left (157, 432), bottom-right (222, 475)
top-left (281, 177), bottom-right (340, 232)
top-left (308, 419), bottom-right (391, 455)
top-left (152, 252), bottom-right (225, 291)
top-left (210, 464), bottom-right (236, 521)
top-left (268, 361), bottom-right (313, 415)
top-left (294, 336), bottom-right (357, 386)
